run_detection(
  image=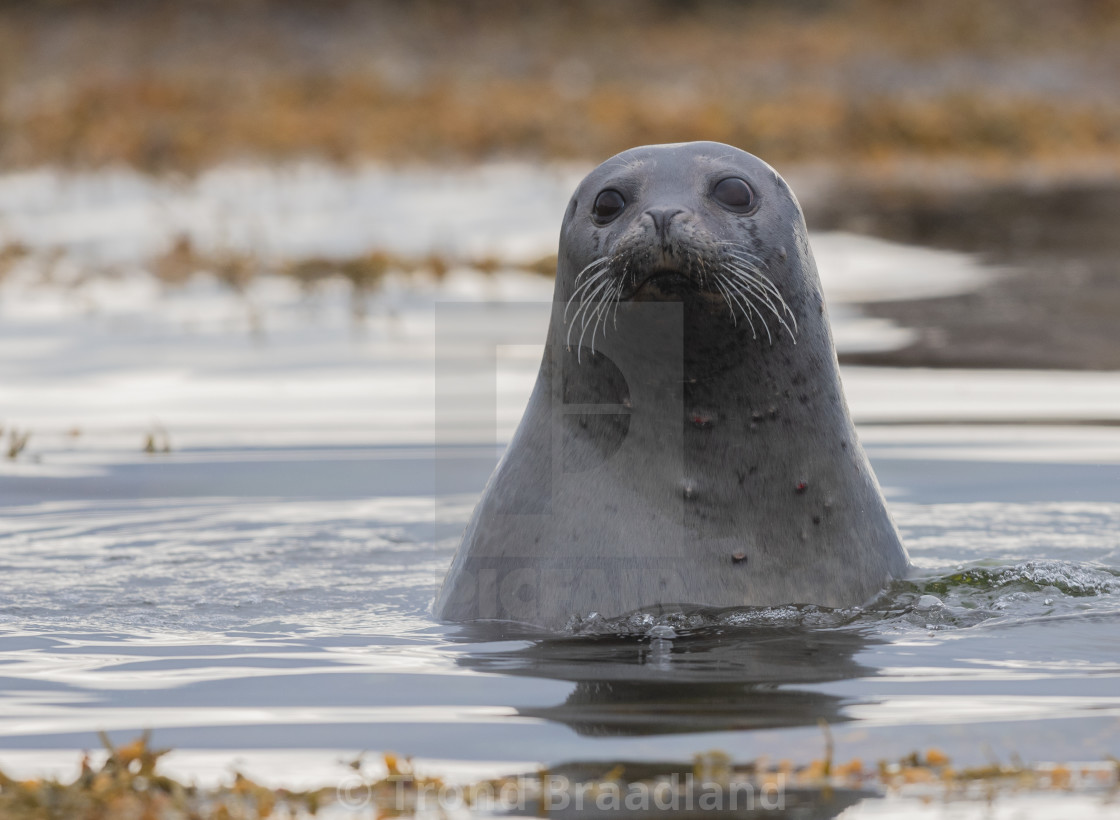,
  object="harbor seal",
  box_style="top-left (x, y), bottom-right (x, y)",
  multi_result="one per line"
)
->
top-left (435, 141), bottom-right (909, 629)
